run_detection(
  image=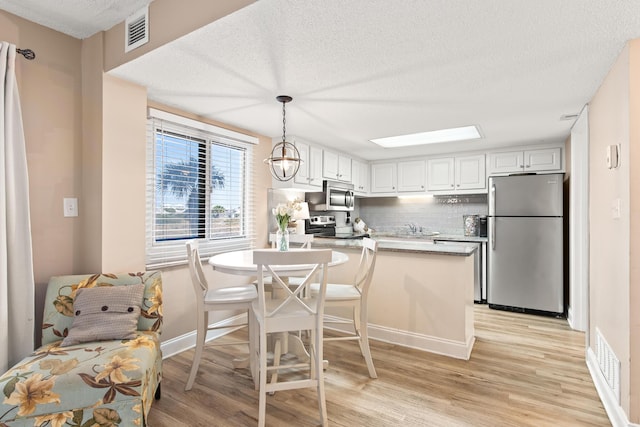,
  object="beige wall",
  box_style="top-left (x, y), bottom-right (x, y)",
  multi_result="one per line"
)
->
top-left (1, 11), bottom-right (83, 336)
top-left (628, 39), bottom-right (640, 423)
top-left (588, 39), bottom-right (640, 421)
top-left (0, 8), bottom-right (273, 346)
